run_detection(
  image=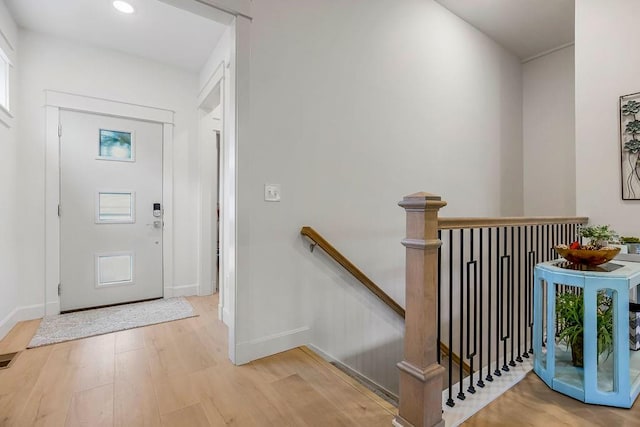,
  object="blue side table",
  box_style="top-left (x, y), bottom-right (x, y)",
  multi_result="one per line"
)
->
top-left (534, 259), bottom-right (640, 408)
